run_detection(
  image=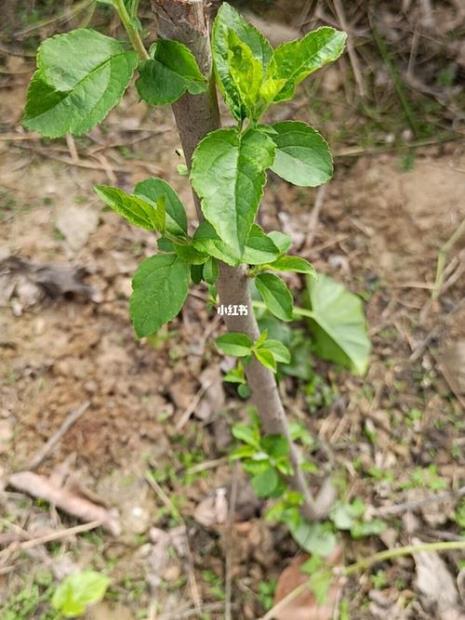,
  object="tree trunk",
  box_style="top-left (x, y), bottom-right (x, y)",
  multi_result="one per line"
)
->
top-left (151, 0), bottom-right (319, 521)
